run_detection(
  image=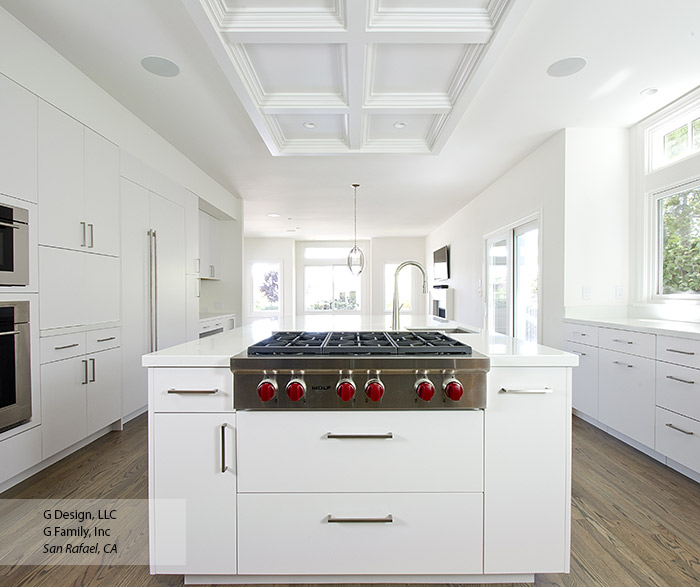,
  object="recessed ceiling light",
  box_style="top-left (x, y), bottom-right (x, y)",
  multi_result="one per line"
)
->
top-left (303, 122), bottom-right (316, 129)
top-left (286, 229), bottom-right (296, 233)
top-left (546, 57), bottom-right (587, 78)
top-left (267, 212), bottom-right (281, 218)
top-left (640, 87), bottom-right (658, 96)
top-left (141, 55), bottom-right (180, 77)
top-left (394, 121), bottom-right (408, 129)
